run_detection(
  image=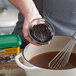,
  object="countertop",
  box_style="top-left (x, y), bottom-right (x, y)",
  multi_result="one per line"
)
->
top-left (0, 52), bottom-right (26, 76)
